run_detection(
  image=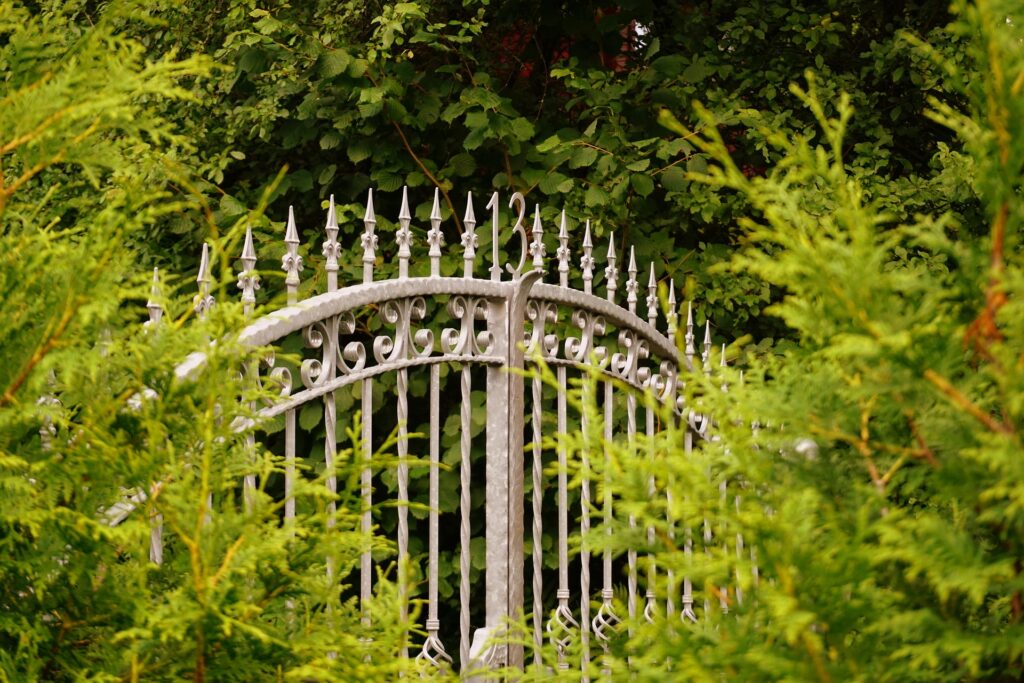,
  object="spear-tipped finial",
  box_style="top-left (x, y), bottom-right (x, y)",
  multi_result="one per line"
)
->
top-left (461, 191), bottom-right (478, 278)
top-left (281, 207), bottom-right (303, 304)
top-left (667, 278), bottom-right (678, 339)
top-left (238, 225), bottom-right (260, 312)
top-left (702, 320), bottom-right (713, 373)
top-left (684, 301), bottom-right (696, 364)
top-left (361, 188), bottom-right (378, 284)
top-left (646, 262), bottom-right (658, 327)
top-left (397, 186), bottom-right (413, 279)
top-left (626, 246), bottom-right (638, 314)
top-left (604, 231), bottom-right (618, 303)
top-left (581, 220), bottom-right (594, 295)
top-left (720, 342), bottom-right (727, 367)
top-left (146, 267), bottom-right (163, 327)
top-left (529, 205), bottom-right (545, 270)
top-left (194, 242), bottom-right (214, 318)
top-left (323, 195), bottom-right (341, 292)
top-left (556, 209), bottom-right (570, 288)
top-left (427, 187), bottom-right (444, 277)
